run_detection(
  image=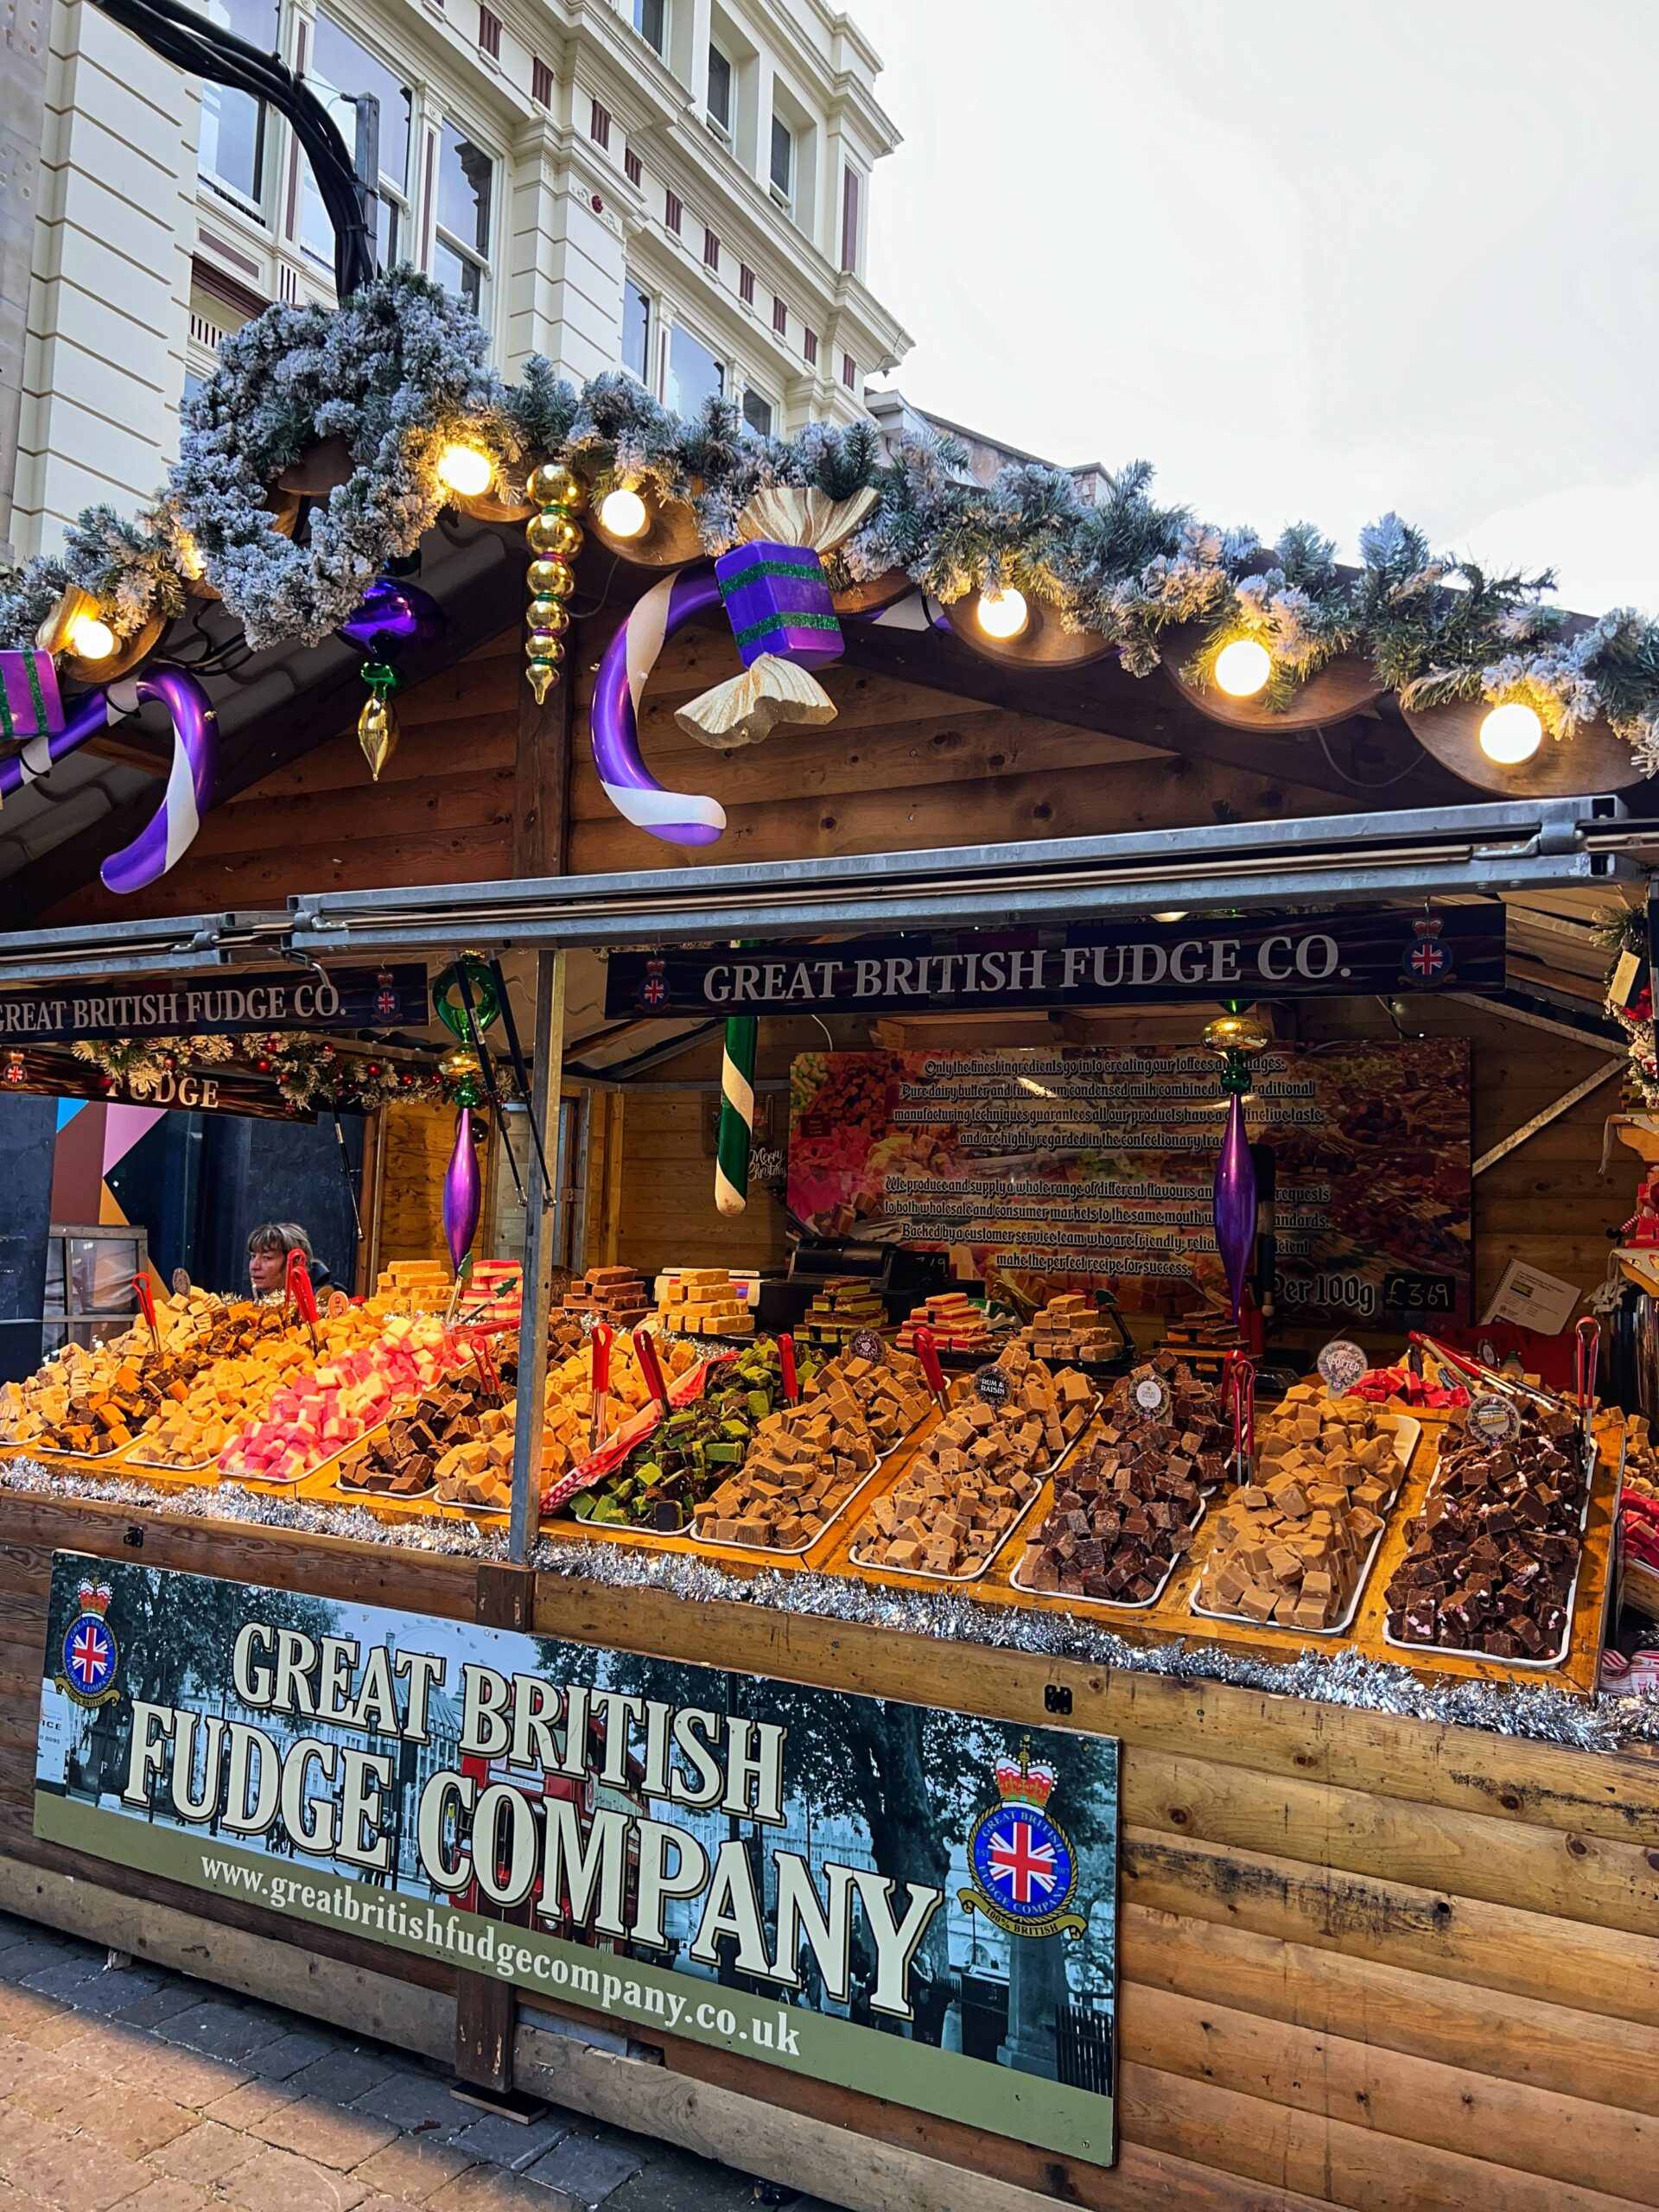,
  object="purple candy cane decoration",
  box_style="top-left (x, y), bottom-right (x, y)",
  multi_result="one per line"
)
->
top-left (443, 1107), bottom-right (483, 1274)
top-left (0, 690), bottom-right (113, 802)
top-left (591, 567), bottom-right (728, 845)
top-left (1212, 1092), bottom-right (1258, 1326)
top-left (99, 668), bottom-right (219, 895)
